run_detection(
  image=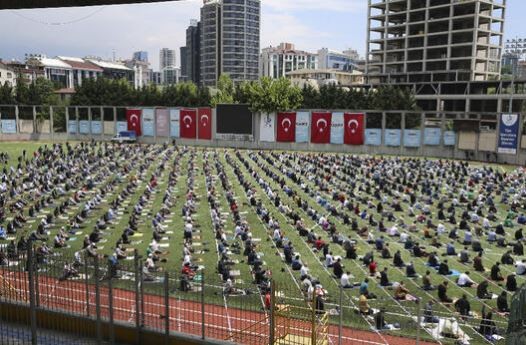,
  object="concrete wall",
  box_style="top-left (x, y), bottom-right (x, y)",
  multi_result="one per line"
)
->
top-left (1, 106), bottom-right (525, 166)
